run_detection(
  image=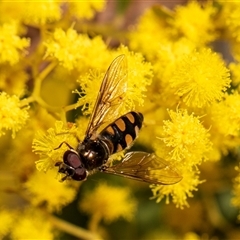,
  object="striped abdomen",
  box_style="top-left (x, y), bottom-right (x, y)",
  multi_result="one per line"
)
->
top-left (99, 111), bottom-right (143, 154)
